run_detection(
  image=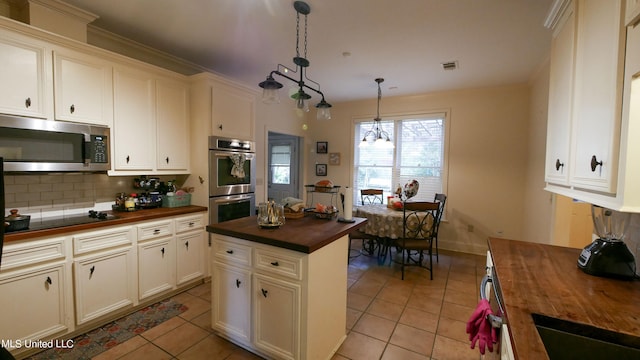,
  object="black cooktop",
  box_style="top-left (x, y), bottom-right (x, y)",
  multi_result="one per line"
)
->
top-left (13, 210), bottom-right (119, 232)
